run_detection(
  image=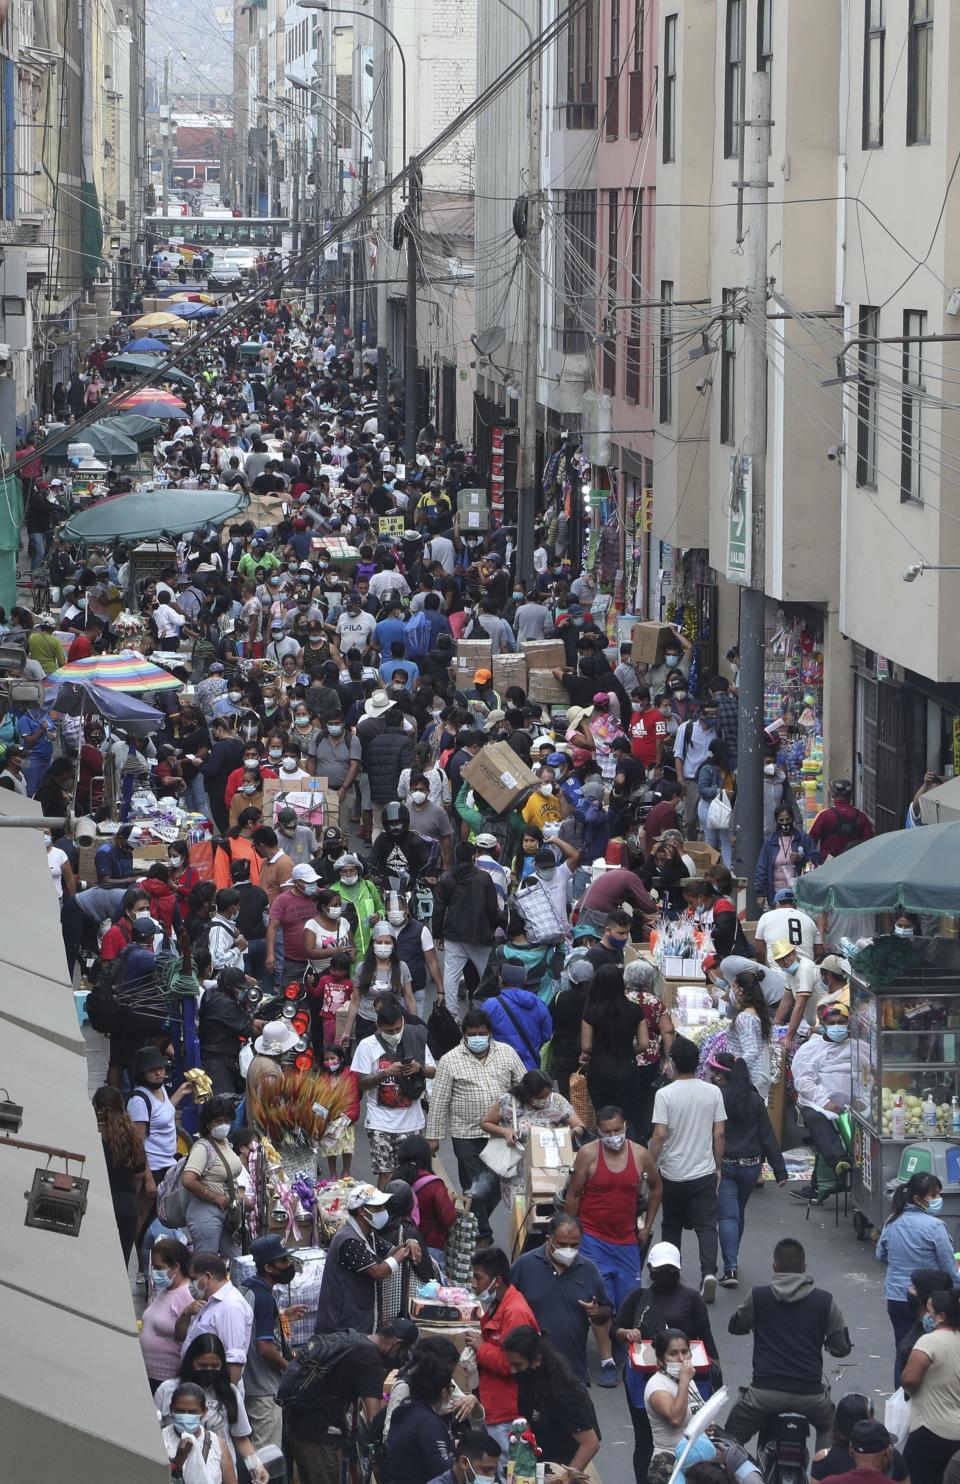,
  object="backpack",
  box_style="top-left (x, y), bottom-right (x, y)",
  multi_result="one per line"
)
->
top-left (403, 608), bottom-right (433, 659)
top-left (833, 808), bottom-right (859, 839)
top-left (427, 999), bottom-right (462, 1060)
top-left (276, 1328), bottom-right (368, 1411)
top-left (464, 611), bottom-right (488, 640)
top-left (84, 951), bottom-right (130, 1035)
top-left (155, 1152), bottom-right (192, 1227)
